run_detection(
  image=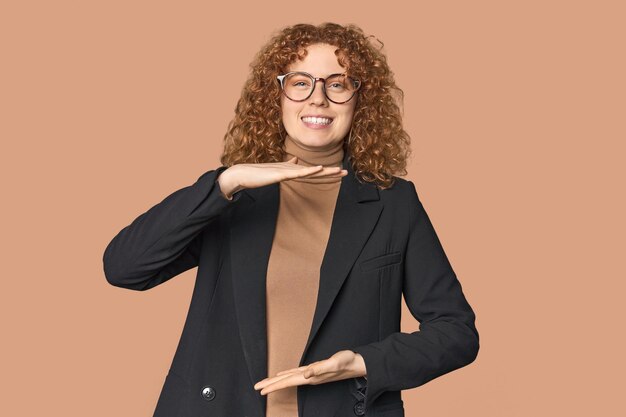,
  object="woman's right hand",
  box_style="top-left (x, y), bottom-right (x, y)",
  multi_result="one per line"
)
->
top-left (217, 156), bottom-right (348, 200)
